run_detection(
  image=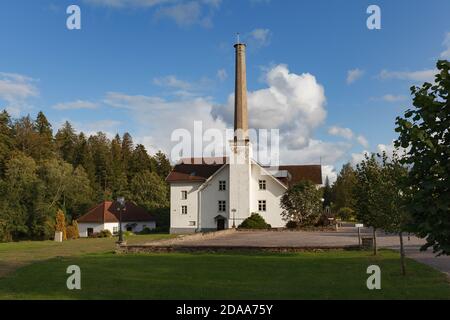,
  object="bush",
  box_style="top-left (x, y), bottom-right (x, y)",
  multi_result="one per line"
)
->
top-left (90, 229), bottom-right (112, 238)
top-left (123, 231), bottom-right (134, 237)
top-left (286, 221), bottom-right (298, 229)
top-left (337, 207), bottom-right (356, 221)
top-left (55, 210), bottom-right (67, 240)
top-left (66, 220), bottom-right (79, 240)
top-left (239, 213), bottom-right (271, 229)
top-left (138, 227), bottom-right (152, 235)
top-left (66, 225), bottom-right (79, 239)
